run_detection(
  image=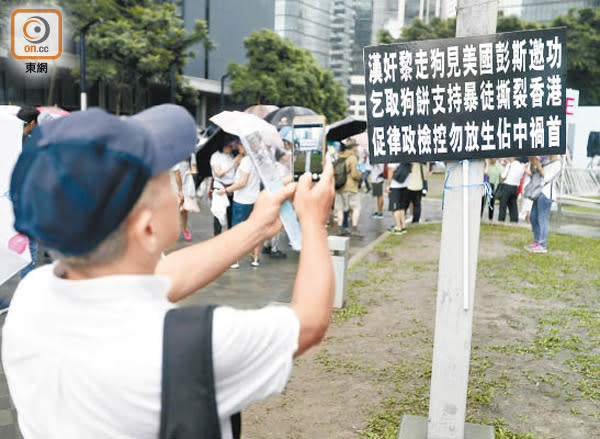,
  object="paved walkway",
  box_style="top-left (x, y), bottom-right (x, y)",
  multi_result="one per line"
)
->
top-left (181, 193), bottom-right (443, 309)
